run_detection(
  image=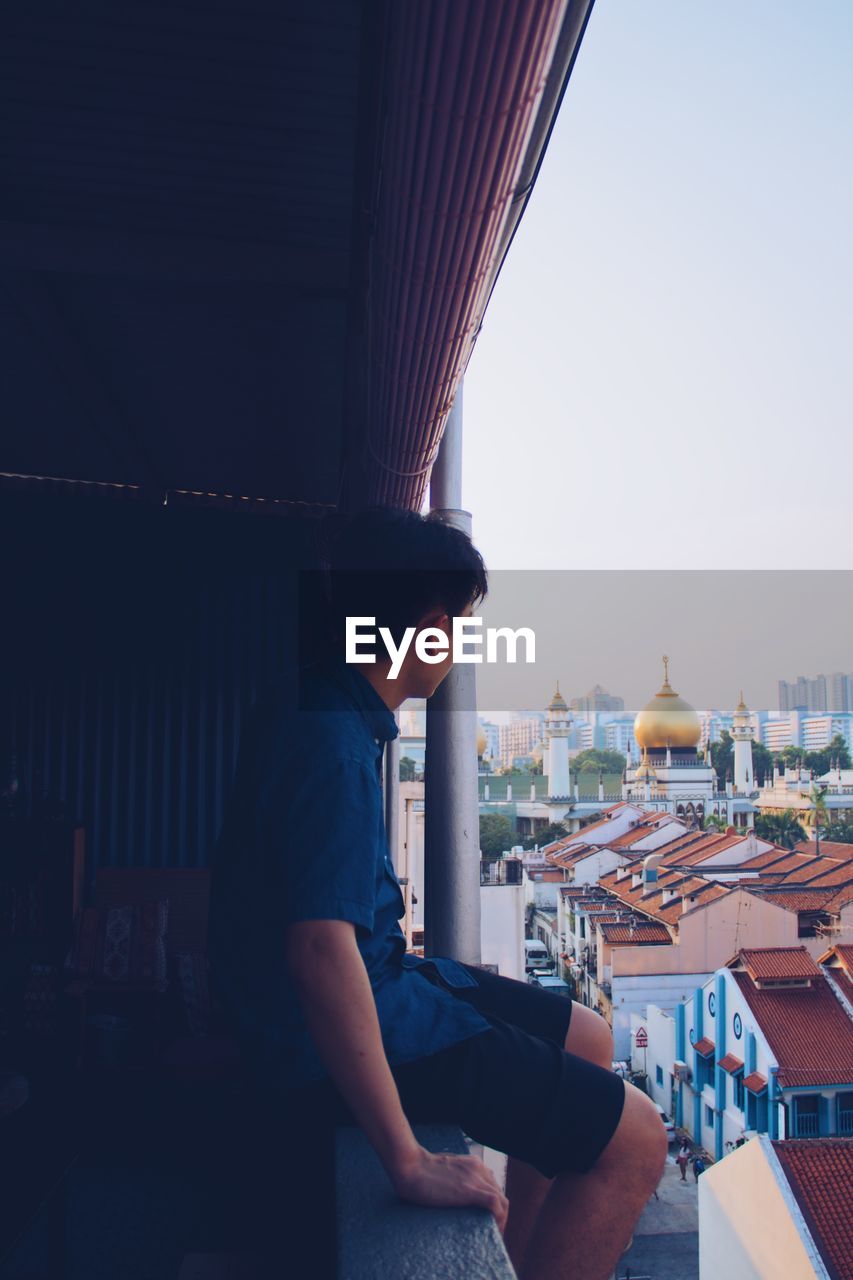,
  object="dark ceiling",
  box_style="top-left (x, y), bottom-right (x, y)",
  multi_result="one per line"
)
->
top-left (1, 0), bottom-right (363, 506)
